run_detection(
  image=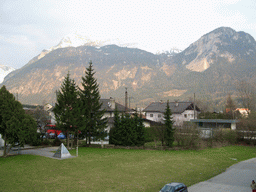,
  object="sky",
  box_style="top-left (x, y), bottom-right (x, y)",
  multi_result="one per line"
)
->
top-left (1, 0), bottom-right (256, 69)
